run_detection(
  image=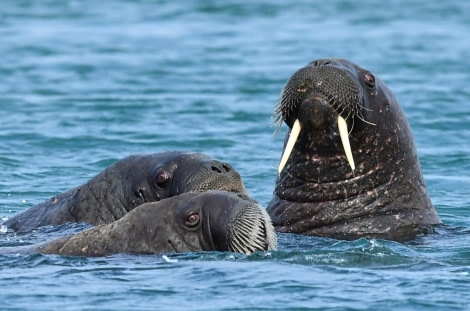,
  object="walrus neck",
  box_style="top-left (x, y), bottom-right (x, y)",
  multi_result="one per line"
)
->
top-left (275, 138), bottom-right (401, 203)
top-left (70, 167), bottom-right (131, 225)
